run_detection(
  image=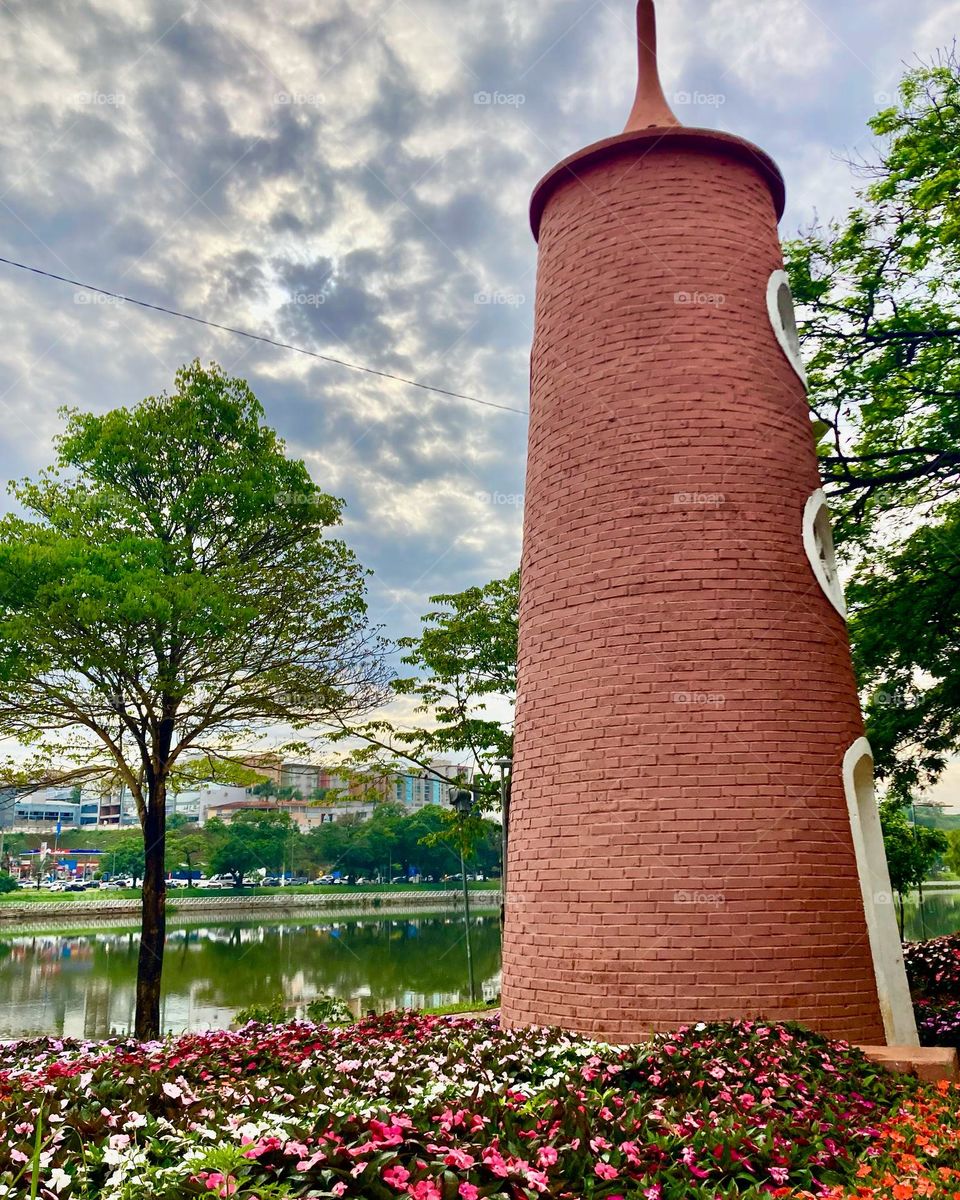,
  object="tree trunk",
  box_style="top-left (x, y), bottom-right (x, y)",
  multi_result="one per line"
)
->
top-left (135, 783), bottom-right (167, 1040)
